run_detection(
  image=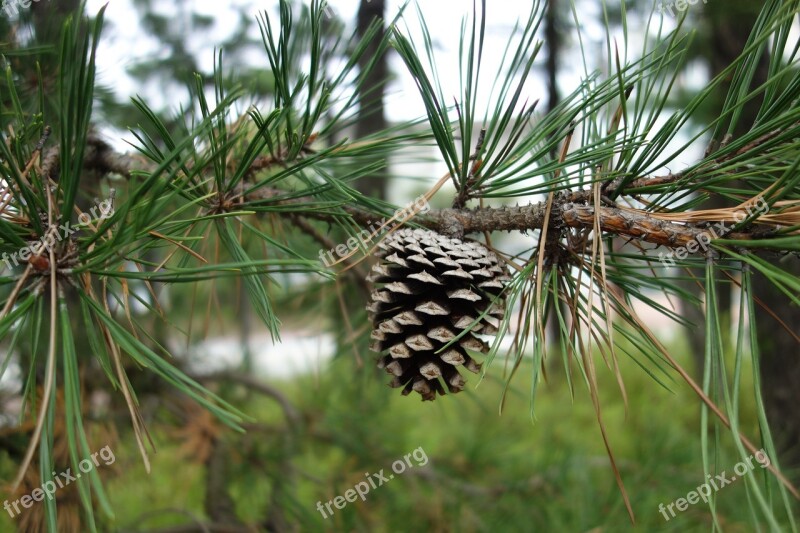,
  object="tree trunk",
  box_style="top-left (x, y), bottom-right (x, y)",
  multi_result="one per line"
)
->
top-left (687, 1), bottom-right (767, 372)
top-left (703, 0), bottom-right (800, 474)
top-left (355, 0), bottom-right (389, 200)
